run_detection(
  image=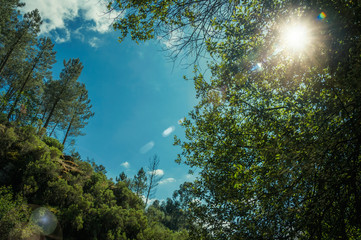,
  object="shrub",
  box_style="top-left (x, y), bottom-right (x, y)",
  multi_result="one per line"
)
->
top-left (42, 136), bottom-right (64, 152)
